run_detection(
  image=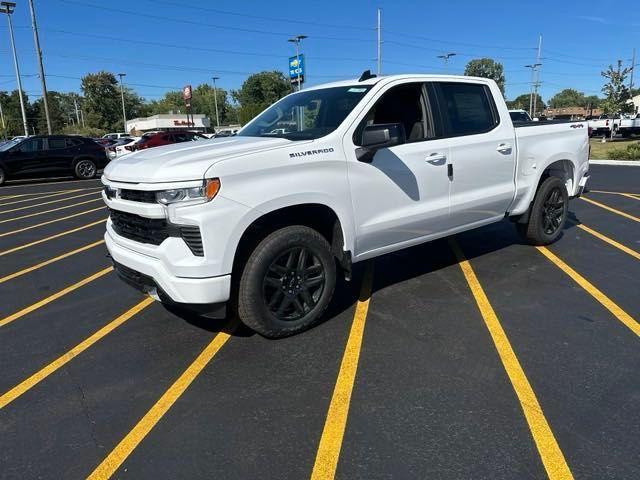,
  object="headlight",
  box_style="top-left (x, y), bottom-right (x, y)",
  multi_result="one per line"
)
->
top-left (156, 178), bottom-right (220, 205)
